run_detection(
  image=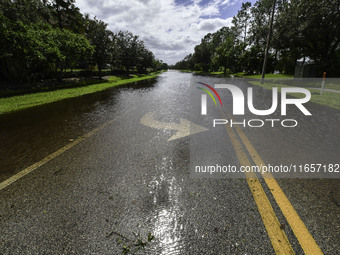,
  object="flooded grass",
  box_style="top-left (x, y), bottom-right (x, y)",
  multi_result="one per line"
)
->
top-left (249, 81), bottom-right (340, 110)
top-left (244, 73), bottom-right (293, 79)
top-left (177, 70), bottom-right (293, 79)
top-left (0, 72), bottom-right (162, 114)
